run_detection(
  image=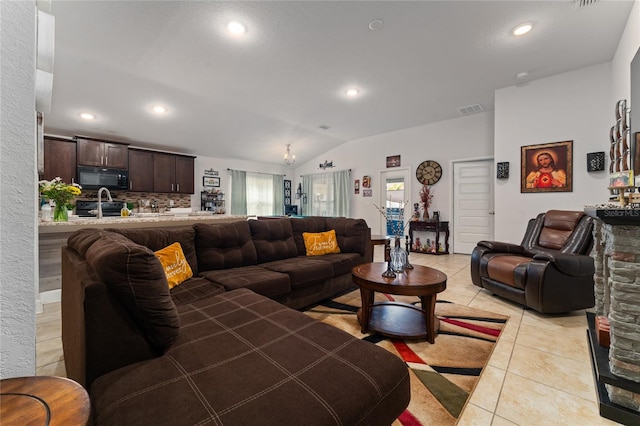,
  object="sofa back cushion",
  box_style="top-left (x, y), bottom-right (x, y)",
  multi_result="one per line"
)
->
top-left (194, 221), bottom-right (257, 270)
top-left (108, 227), bottom-right (199, 274)
top-left (249, 218), bottom-right (298, 263)
top-left (291, 217), bottom-right (327, 255)
top-left (538, 210), bottom-right (584, 250)
top-left (326, 217), bottom-right (370, 258)
top-left (84, 232), bottom-right (180, 352)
